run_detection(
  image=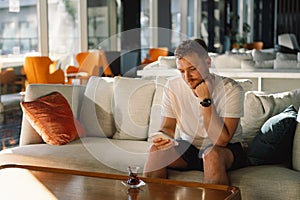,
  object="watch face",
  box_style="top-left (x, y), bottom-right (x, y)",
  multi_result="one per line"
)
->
top-left (200, 98), bottom-right (212, 107)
